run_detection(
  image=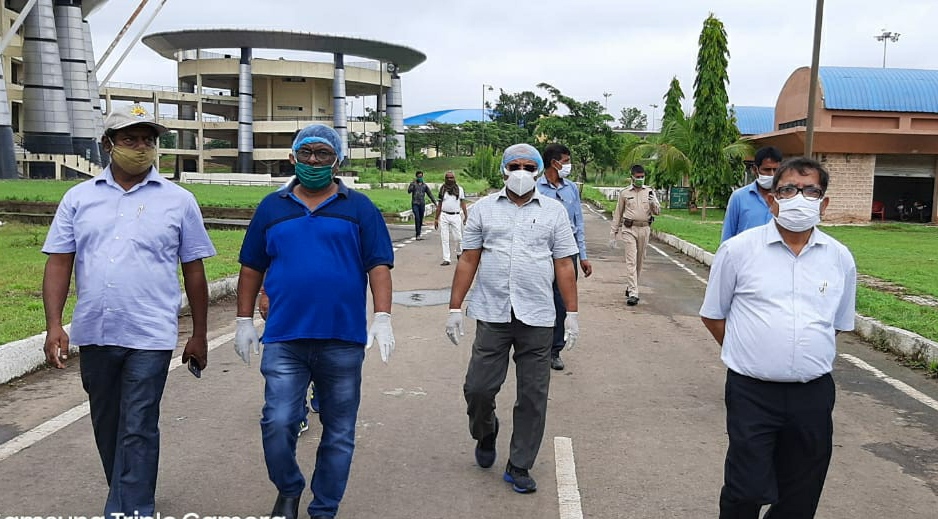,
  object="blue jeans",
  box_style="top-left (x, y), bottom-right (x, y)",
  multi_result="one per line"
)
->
top-left (412, 203), bottom-right (425, 237)
top-left (79, 345), bottom-right (172, 517)
top-left (261, 340), bottom-right (365, 518)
